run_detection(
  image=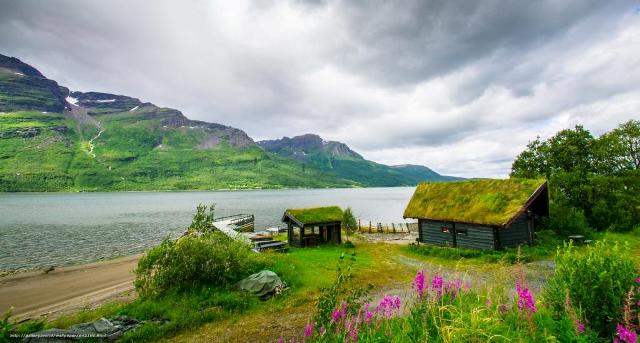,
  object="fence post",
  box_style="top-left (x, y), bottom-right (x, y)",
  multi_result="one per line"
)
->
top-left (392, 223), bottom-right (396, 233)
